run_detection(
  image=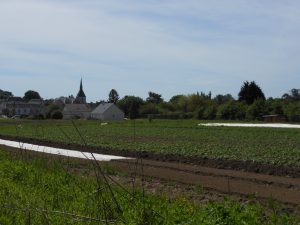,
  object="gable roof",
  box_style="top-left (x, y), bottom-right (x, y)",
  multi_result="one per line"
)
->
top-left (7, 97), bottom-right (23, 102)
top-left (91, 103), bottom-right (115, 114)
top-left (28, 99), bottom-right (43, 104)
top-left (63, 104), bottom-right (91, 112)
